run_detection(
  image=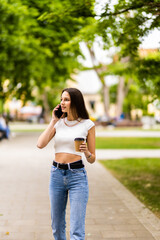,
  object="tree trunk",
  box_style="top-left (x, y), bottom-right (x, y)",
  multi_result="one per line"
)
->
top-left (103, 83), bottom-right (110, 117)
top-left (85, 43), bottom-right (110, 117)
top-left (42, 89), bottom-right (50, 123)
top-left (116, 76), bottom-right (125, 118)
